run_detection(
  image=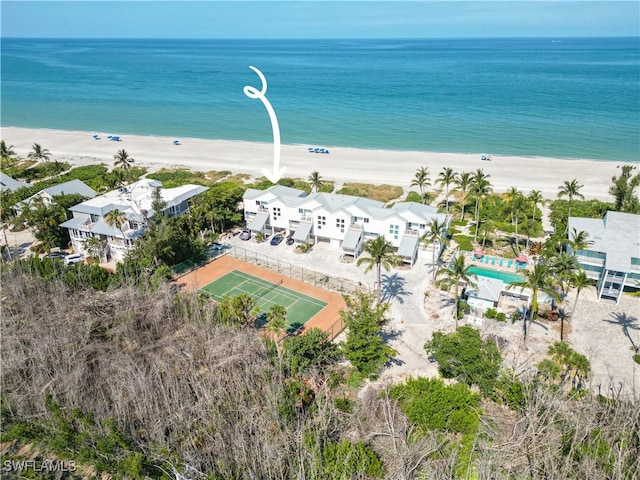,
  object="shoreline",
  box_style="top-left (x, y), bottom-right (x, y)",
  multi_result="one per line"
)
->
top-left (3, 126), bottom-right (635, 201)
